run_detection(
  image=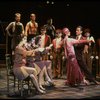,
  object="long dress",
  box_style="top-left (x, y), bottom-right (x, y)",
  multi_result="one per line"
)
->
top-left (64, 36), bottom-right (87, 86)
